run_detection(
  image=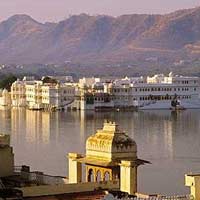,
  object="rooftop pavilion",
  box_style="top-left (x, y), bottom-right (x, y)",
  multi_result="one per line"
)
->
top-left (68, 121), bottom-right (149, 195)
